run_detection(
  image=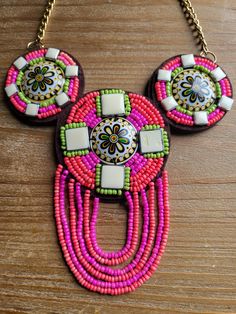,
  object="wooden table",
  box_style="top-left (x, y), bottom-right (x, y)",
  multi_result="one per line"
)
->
top-left (0, 1), bottom-right (236, 313)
